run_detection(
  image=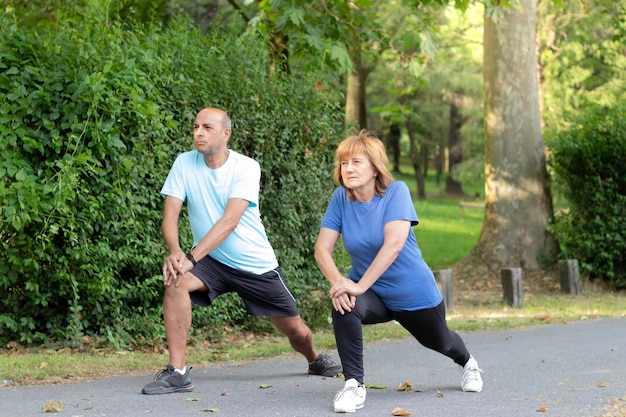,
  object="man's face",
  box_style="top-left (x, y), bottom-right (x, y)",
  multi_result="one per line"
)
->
top-left (193, 110), bottom-right (229, 155)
